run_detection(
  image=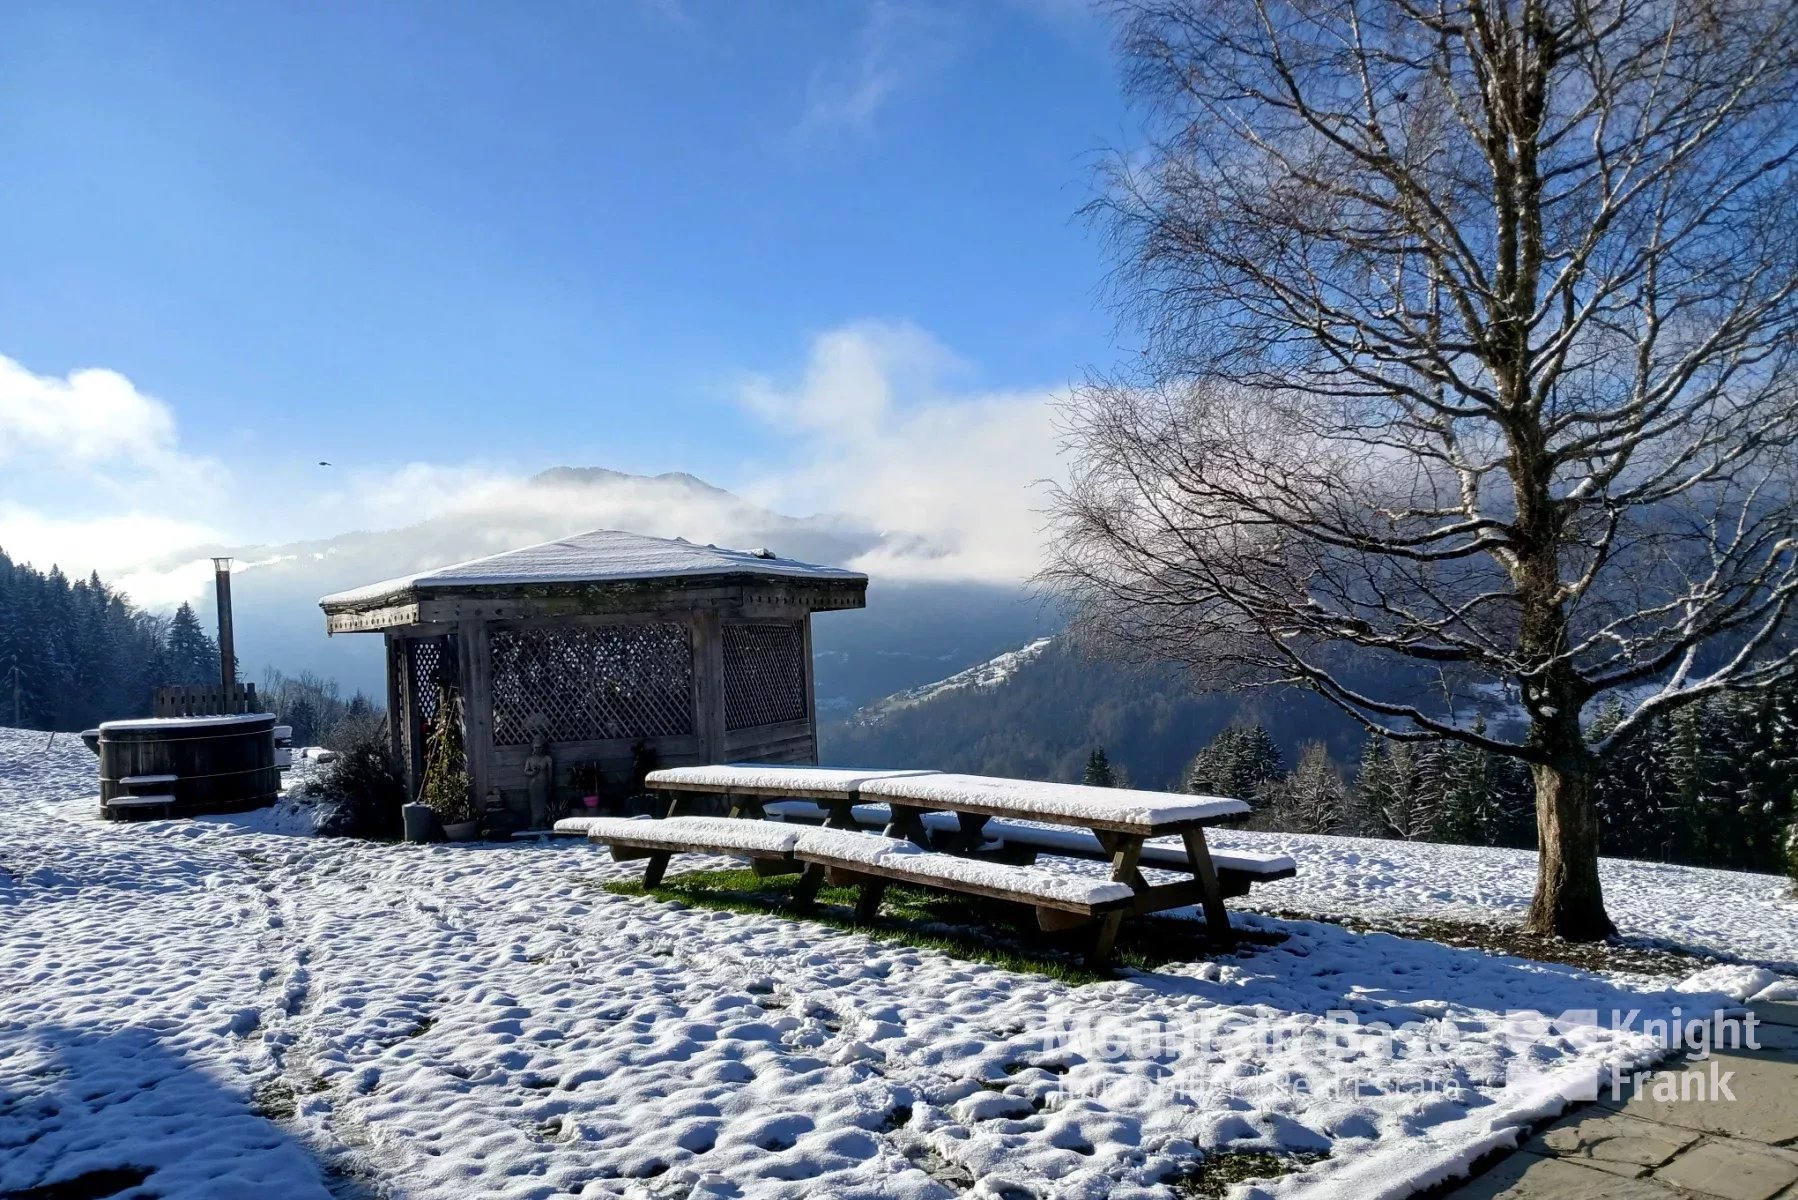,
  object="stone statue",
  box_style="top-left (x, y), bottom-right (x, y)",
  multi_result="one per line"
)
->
top-left (524, 736), bottom-right (555, 829)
